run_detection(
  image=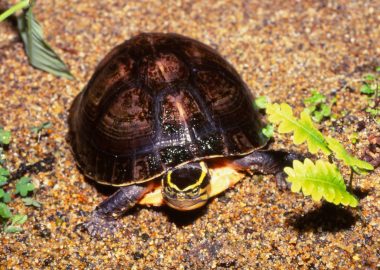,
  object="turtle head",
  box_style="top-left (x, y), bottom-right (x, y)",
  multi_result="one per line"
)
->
top-left (162, 161), bottom-right (211, 211)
